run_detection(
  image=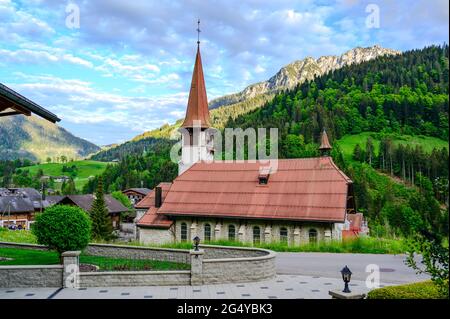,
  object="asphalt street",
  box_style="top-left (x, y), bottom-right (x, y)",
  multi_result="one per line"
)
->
top-left (275, 252), bottom-right (429, 284)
